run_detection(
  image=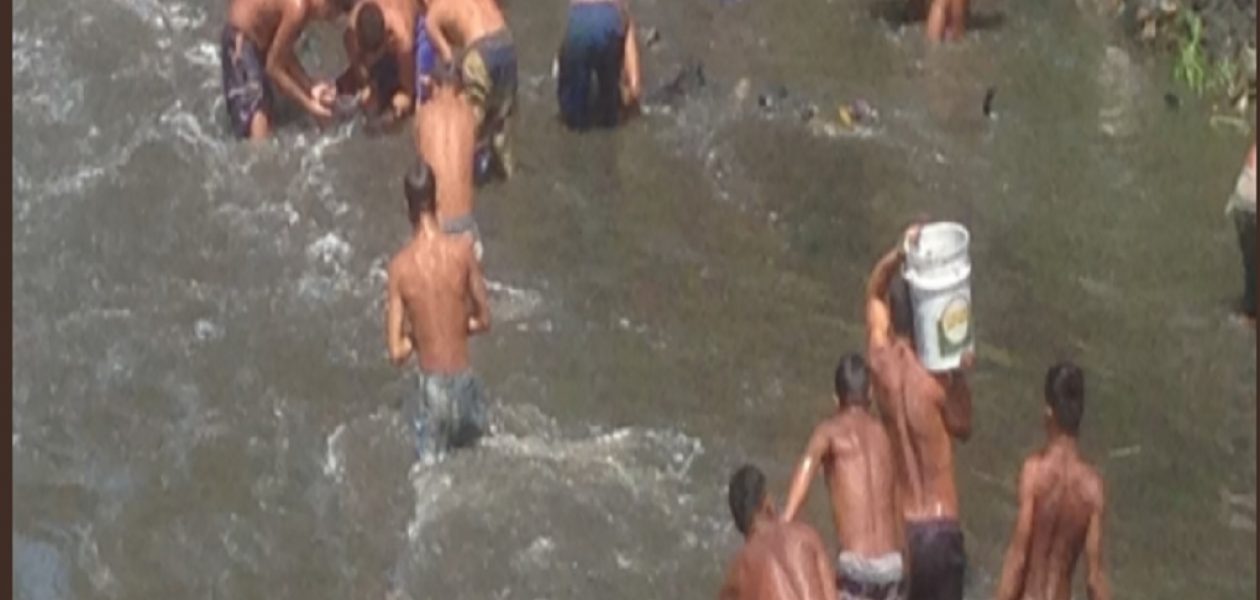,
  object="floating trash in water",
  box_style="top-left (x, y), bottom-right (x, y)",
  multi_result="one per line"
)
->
top-left (193, 318), bottom-right (223, 342)
top-left (983, 87), bottom-right (997, 118)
